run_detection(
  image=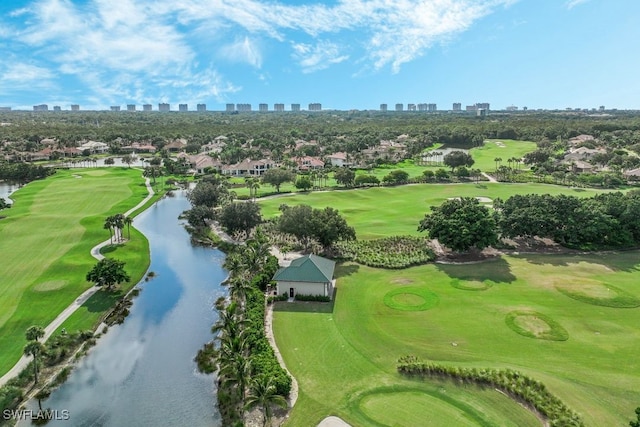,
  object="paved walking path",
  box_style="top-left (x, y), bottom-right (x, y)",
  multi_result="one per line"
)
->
top-left (0, 177), bottom-right (154, 387)
top-left (481, 172), bottom-right (498, 183)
